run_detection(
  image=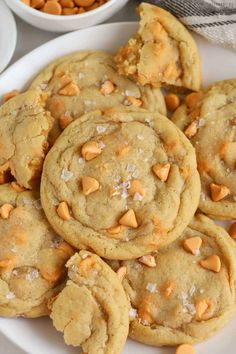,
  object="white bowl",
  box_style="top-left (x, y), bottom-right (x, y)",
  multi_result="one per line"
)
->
top-left (4, 0), bottom-right (129, 32)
